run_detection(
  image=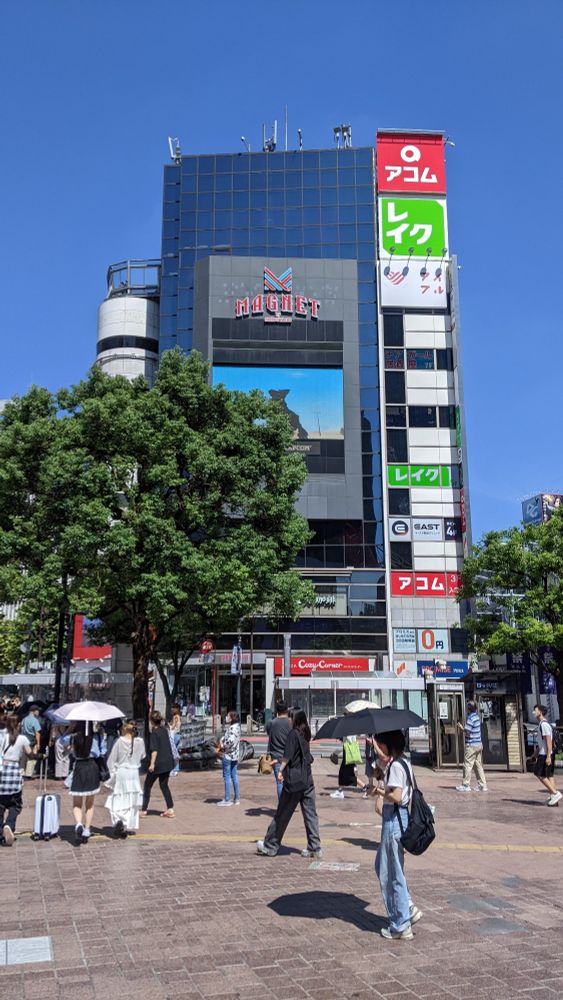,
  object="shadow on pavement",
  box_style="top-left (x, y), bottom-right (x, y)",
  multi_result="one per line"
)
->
top-left (269, 891), bottom-right (384, 932)
top-left (245, 807), bottom-right (276, 818)
top-left (341, 836), bottom-right (378, 851)
top-left (500, 798), bottom-right (550, 807)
